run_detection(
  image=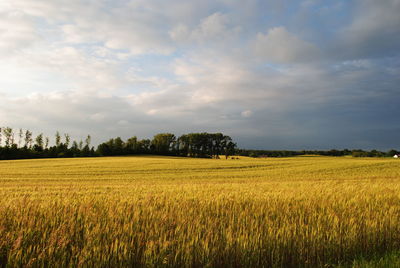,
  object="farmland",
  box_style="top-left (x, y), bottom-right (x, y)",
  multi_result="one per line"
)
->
top-left (0, 156), bottom-right (399, 267)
